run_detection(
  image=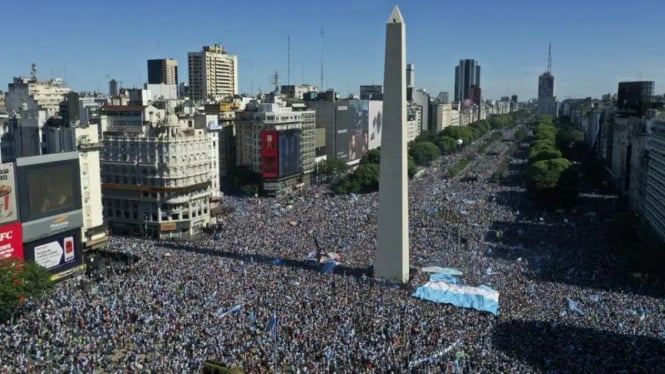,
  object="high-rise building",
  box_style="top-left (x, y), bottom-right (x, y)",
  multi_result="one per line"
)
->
top-left (406, 63), bottom-right (415, 88)
top-left (360, 85), bottom-right (383, 100)
top-left (538, 44), bottom-right (557, 118)
top-left (109, 79), bottom-right (119, 97)
top-left (454, 59), bottom-right (480, 103)
top-left (147, 59), bottom-right (178, 85)
top-left (617, 81), bottom-right (654, 117)
top-left (188, 44), bottom-right (238, 101)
